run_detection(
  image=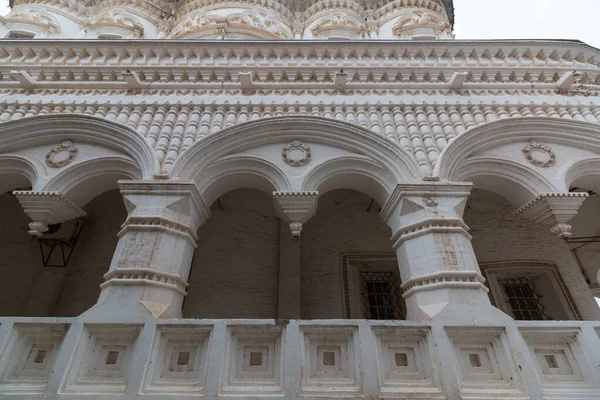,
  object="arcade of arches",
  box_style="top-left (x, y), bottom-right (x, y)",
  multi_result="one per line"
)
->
top-left (1, 182), bottom-right (599, 321)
